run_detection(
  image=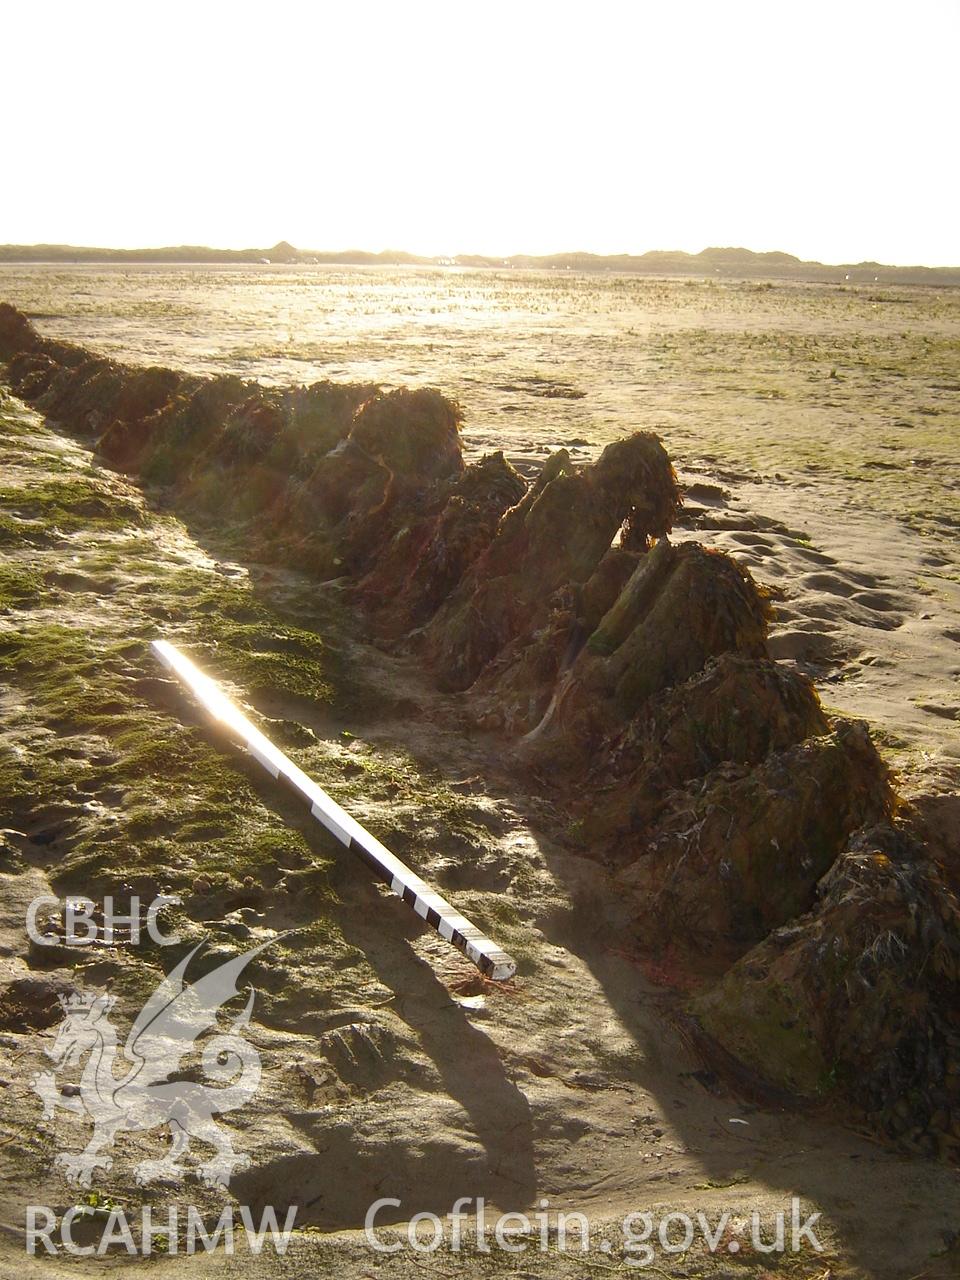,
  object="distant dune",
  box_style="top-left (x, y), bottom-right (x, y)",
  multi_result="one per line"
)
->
top-left (0, 240), bottom-right (958, 285)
